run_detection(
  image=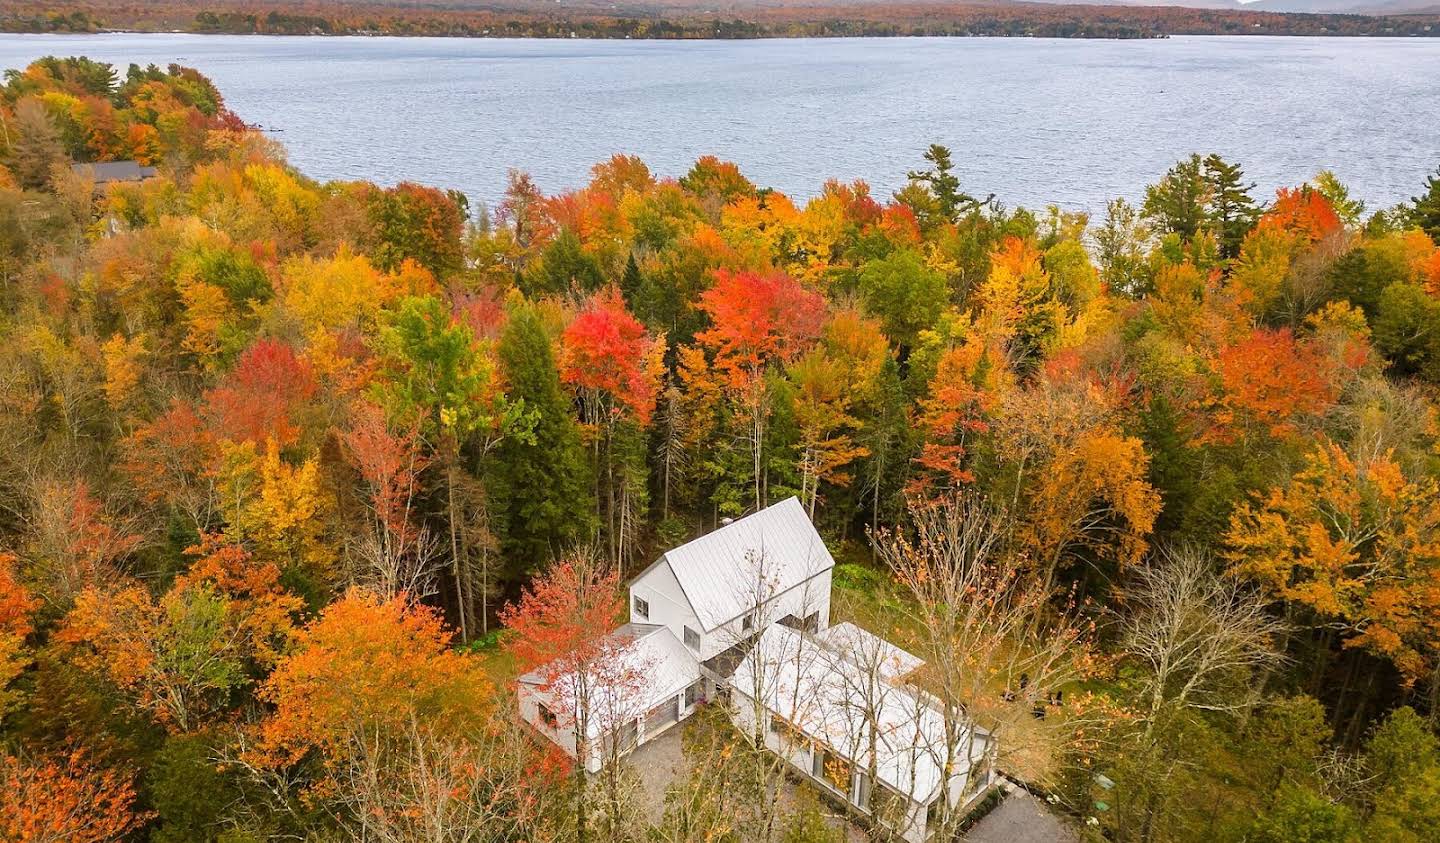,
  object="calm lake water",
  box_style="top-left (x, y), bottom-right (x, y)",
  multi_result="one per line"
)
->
top-left (1, 33), bottom-right (1438, 212)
